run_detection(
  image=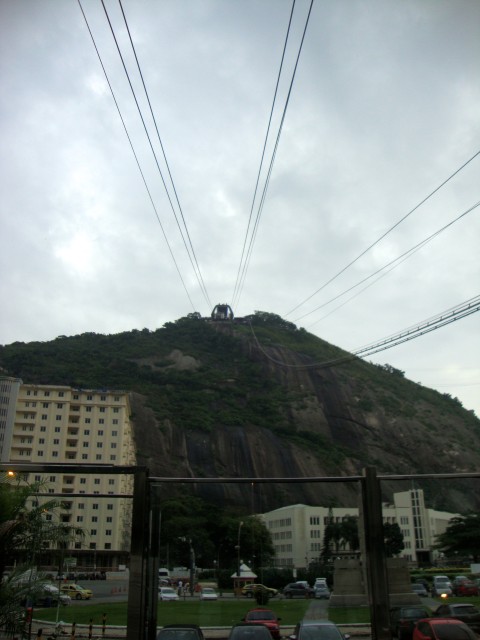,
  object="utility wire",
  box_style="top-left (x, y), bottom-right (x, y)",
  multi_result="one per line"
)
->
top-left (285, 148), bottom-right (480, 317)
top-left (231, 0), bottom-right (296, 309)
top-left (101, 0), bottom-right (211, 310)
top-left (294, 199), bottom-right (480, 323)
top-left (77, 0), bottom-right (197, 311)
top-left (249, 294), bottom-right (480, 370)
top-left (117, 0), bottom-right (211, 310)
top-left (233, 0), bottom-right (315, 311)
